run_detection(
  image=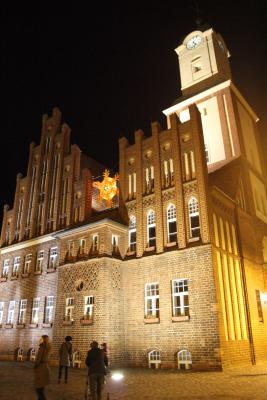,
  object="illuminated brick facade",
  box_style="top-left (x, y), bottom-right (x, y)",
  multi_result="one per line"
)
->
top-left (0, 26), bottom-right (266, 370)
